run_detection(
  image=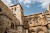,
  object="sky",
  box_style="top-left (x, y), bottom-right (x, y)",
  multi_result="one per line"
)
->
top-left (1, 0), bottom-right (50, 16)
